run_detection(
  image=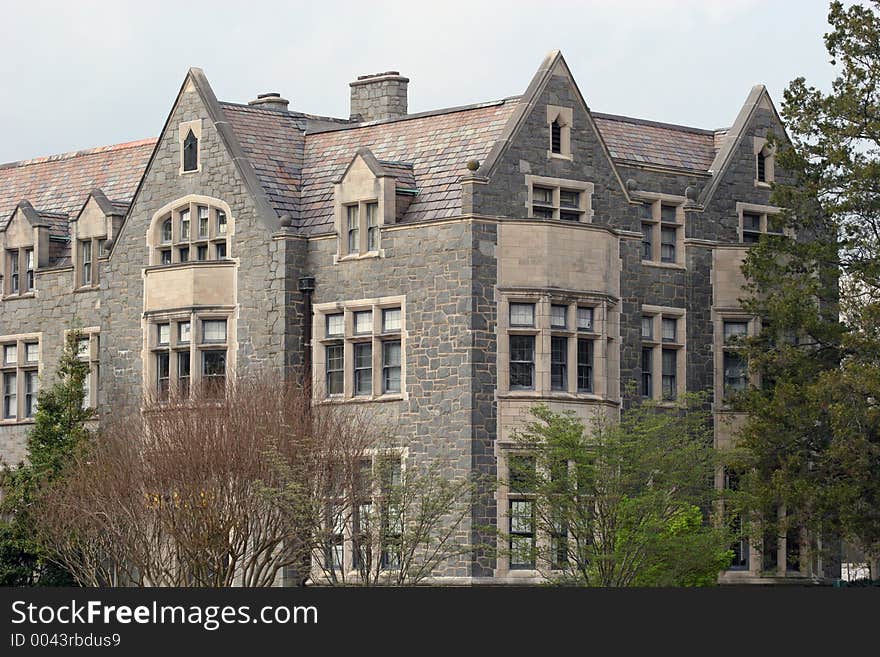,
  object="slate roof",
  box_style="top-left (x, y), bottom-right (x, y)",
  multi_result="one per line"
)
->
top-left (298, 99), bottom-right (519, 234)
top-left (0, 139), bottom-right (156, 231)
top-left (592, 113), bottom-right (719, 172)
